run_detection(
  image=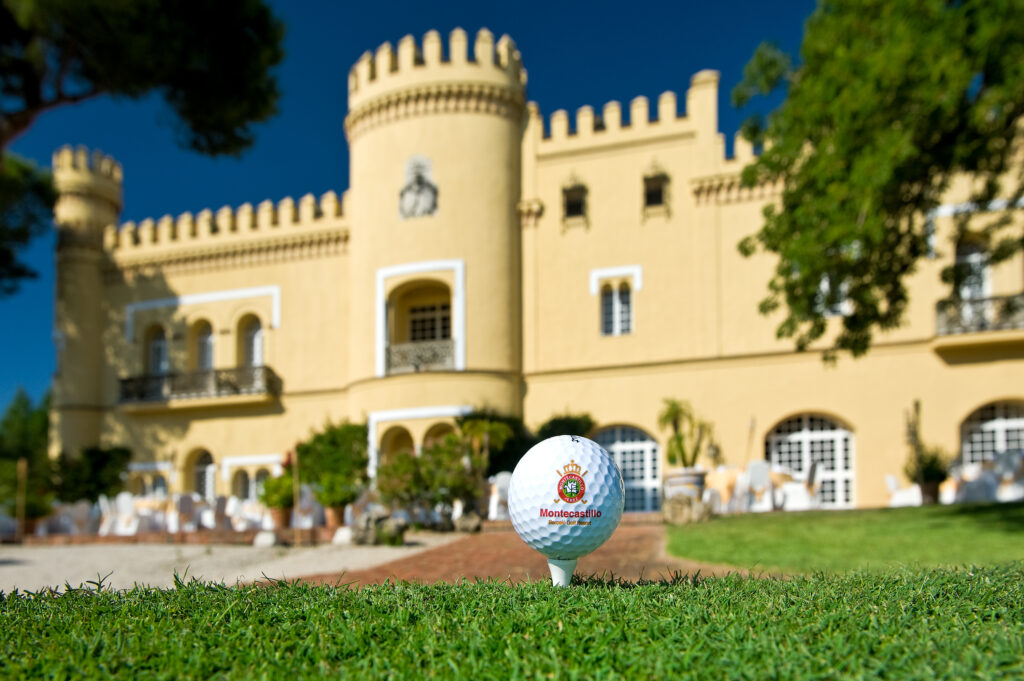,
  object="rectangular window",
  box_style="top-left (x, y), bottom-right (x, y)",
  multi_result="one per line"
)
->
top-left (410, 304), bottom-right (451, 342)
top-left (564, 186), bottom-right (587, 219)
top-left (644, 174), bottom-right (668, 207)
top-left (600, 285), bottom-right (633, 336)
